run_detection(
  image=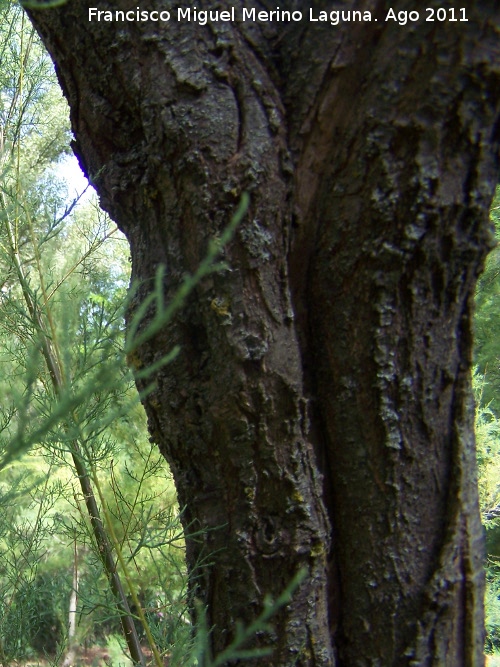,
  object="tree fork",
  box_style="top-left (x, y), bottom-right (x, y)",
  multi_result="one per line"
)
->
top-left (27, 2), bottom-right (500, 664)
